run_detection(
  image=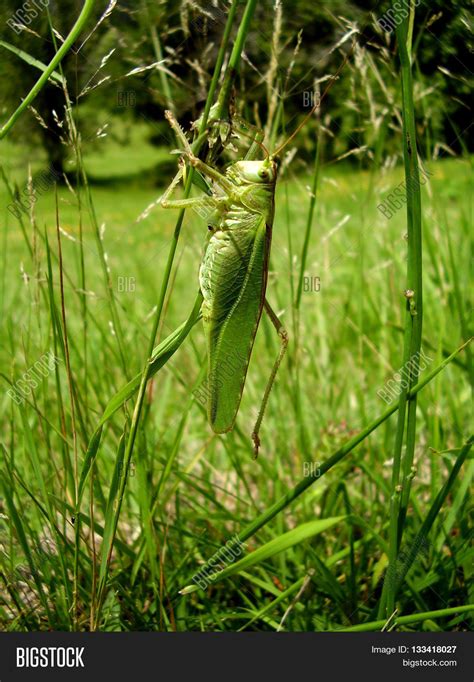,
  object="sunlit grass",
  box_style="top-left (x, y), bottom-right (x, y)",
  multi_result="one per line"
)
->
top-left (1, 144), bottom-right (471, 630)
top-left (0, 0), bottom-right (471, 633)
